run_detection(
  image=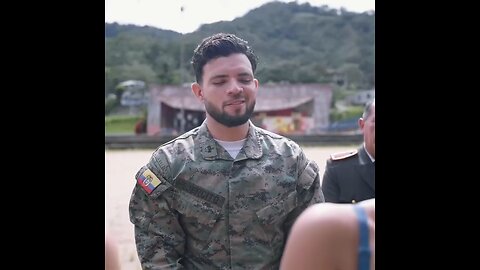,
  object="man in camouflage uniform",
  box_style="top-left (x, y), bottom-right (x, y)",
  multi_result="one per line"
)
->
top-left (321, 99), bottom-right (375, 203)
top-left (129, 33), bottom-right (324, 269)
